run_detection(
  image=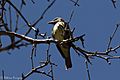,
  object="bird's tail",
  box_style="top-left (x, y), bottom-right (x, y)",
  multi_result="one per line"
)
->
top-left (65, 57), bottom-right (72, 70)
